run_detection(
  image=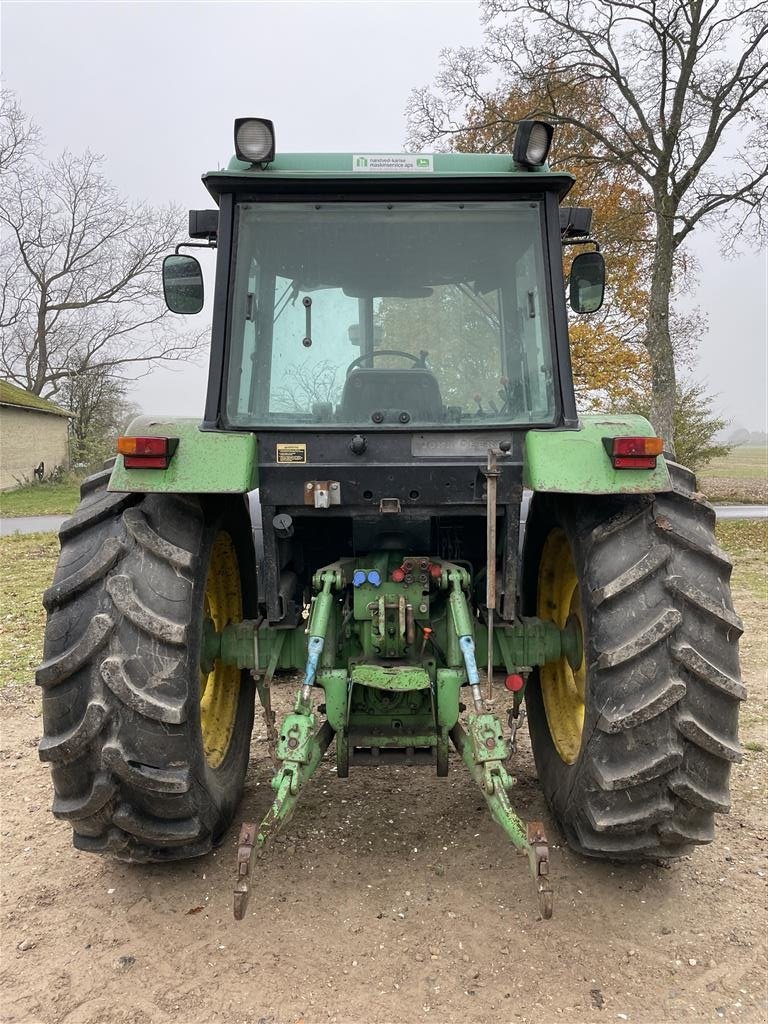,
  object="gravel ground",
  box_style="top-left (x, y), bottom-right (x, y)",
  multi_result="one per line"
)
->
top-left (1, 669), bottom-right (766, 1024)
top-left (1, 539), bottom-right (766, 1024)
